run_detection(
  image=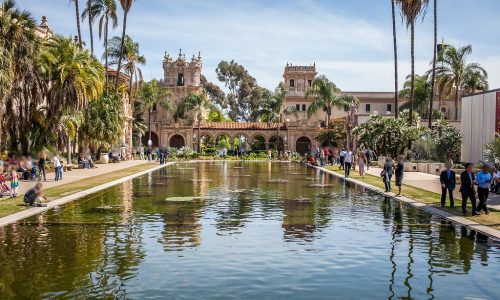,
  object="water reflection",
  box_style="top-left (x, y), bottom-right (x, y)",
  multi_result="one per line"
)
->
top-left (0, 162), bottom-right (498, 299)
